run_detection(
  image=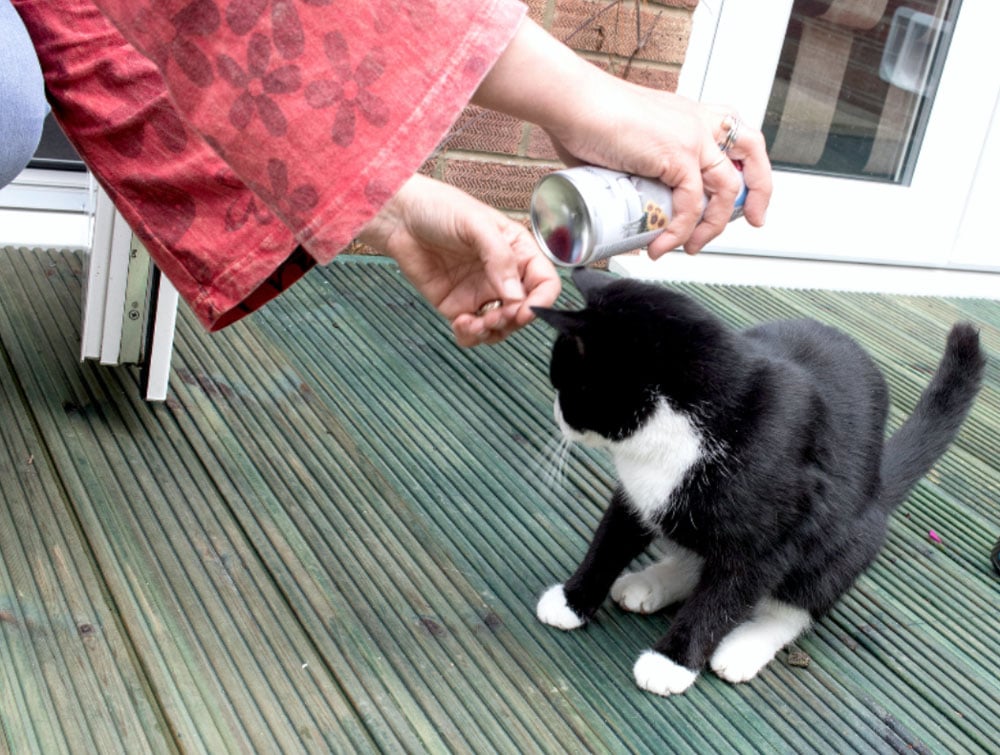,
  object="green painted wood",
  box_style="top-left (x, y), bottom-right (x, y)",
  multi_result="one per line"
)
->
top-left (271, 260), bottom-right (997, 754)
top-left (1, 247), bottom-right (997, 753)
top-left (176, 299), bottom-right (620, 752)
top-left (0, 248), bottom-right (379, 753)
top-left (166, 313), bottom-right (548, 752)
top-left (0, 260), bottom-right (170, 754)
